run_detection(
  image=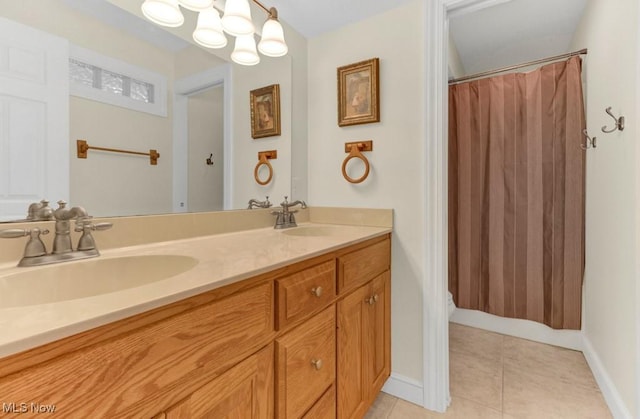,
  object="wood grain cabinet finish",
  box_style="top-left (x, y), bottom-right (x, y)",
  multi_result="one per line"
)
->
top-left (0, 281), bottom-right (274, 418)
top-left (165, 344), bottom-right (274, 419)
top-left (0, 234), bottom-right (391, 419)
top-left (276, 260), bottom-right (336, 330)
top-left (276, 305), bottom-right (336, 418)
top-left (303, 384), bottom-right (336, 419)
top-left (338, 237), bottom-right (390, 295)
top-left (337, 271), bottom-right (391, 419)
